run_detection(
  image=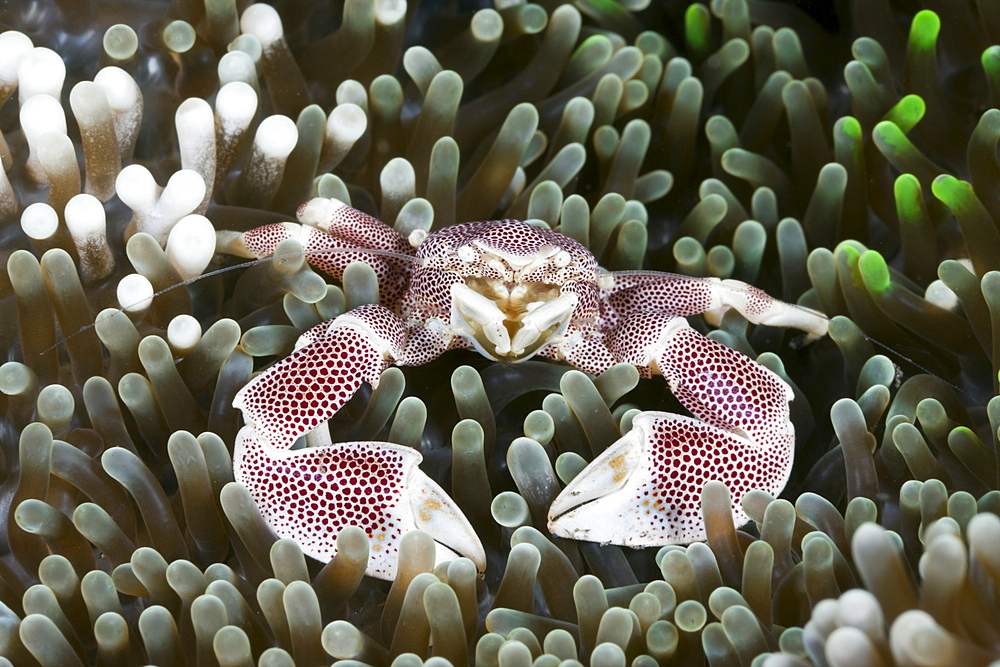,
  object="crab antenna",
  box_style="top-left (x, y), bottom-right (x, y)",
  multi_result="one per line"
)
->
top-left (41, 244), bottom-right (425, 354)
top-left (829, 318), bottom-right (968, 398)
